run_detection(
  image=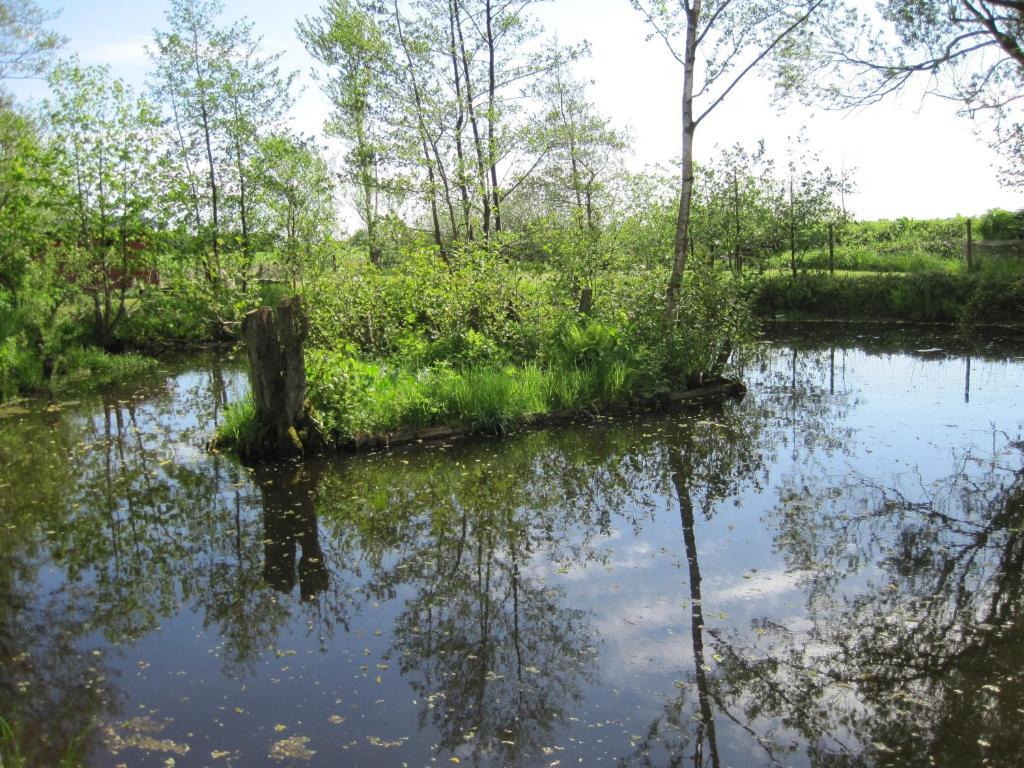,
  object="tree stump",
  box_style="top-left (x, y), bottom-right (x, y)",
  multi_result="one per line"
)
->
top-left (241, 296), bottom-right (324, 460)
